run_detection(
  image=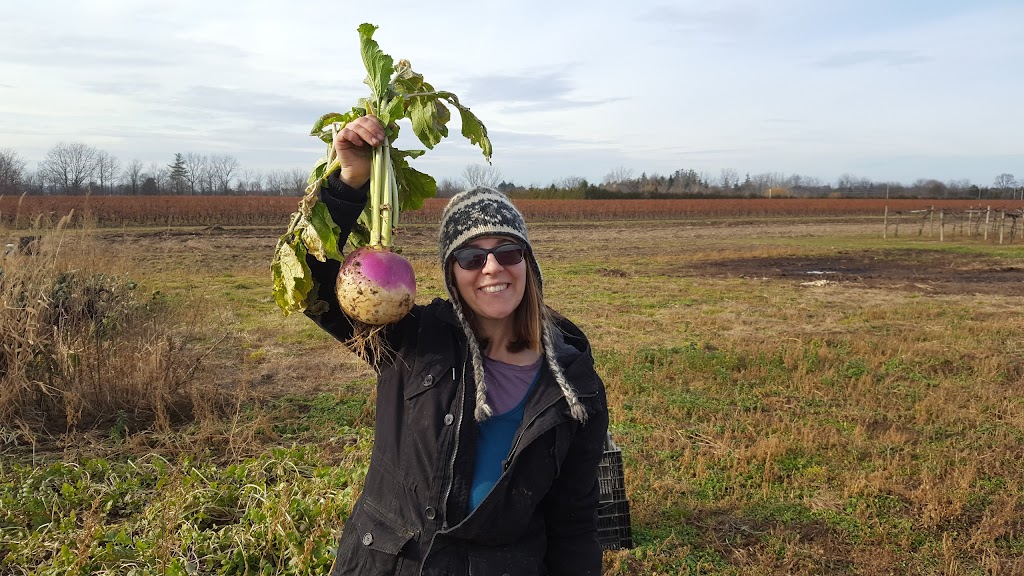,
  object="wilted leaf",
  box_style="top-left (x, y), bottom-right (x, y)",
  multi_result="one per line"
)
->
top-left (302, 202), bottom-right (344, 262)
top-left (272, 235), bottom-right (313, 315)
